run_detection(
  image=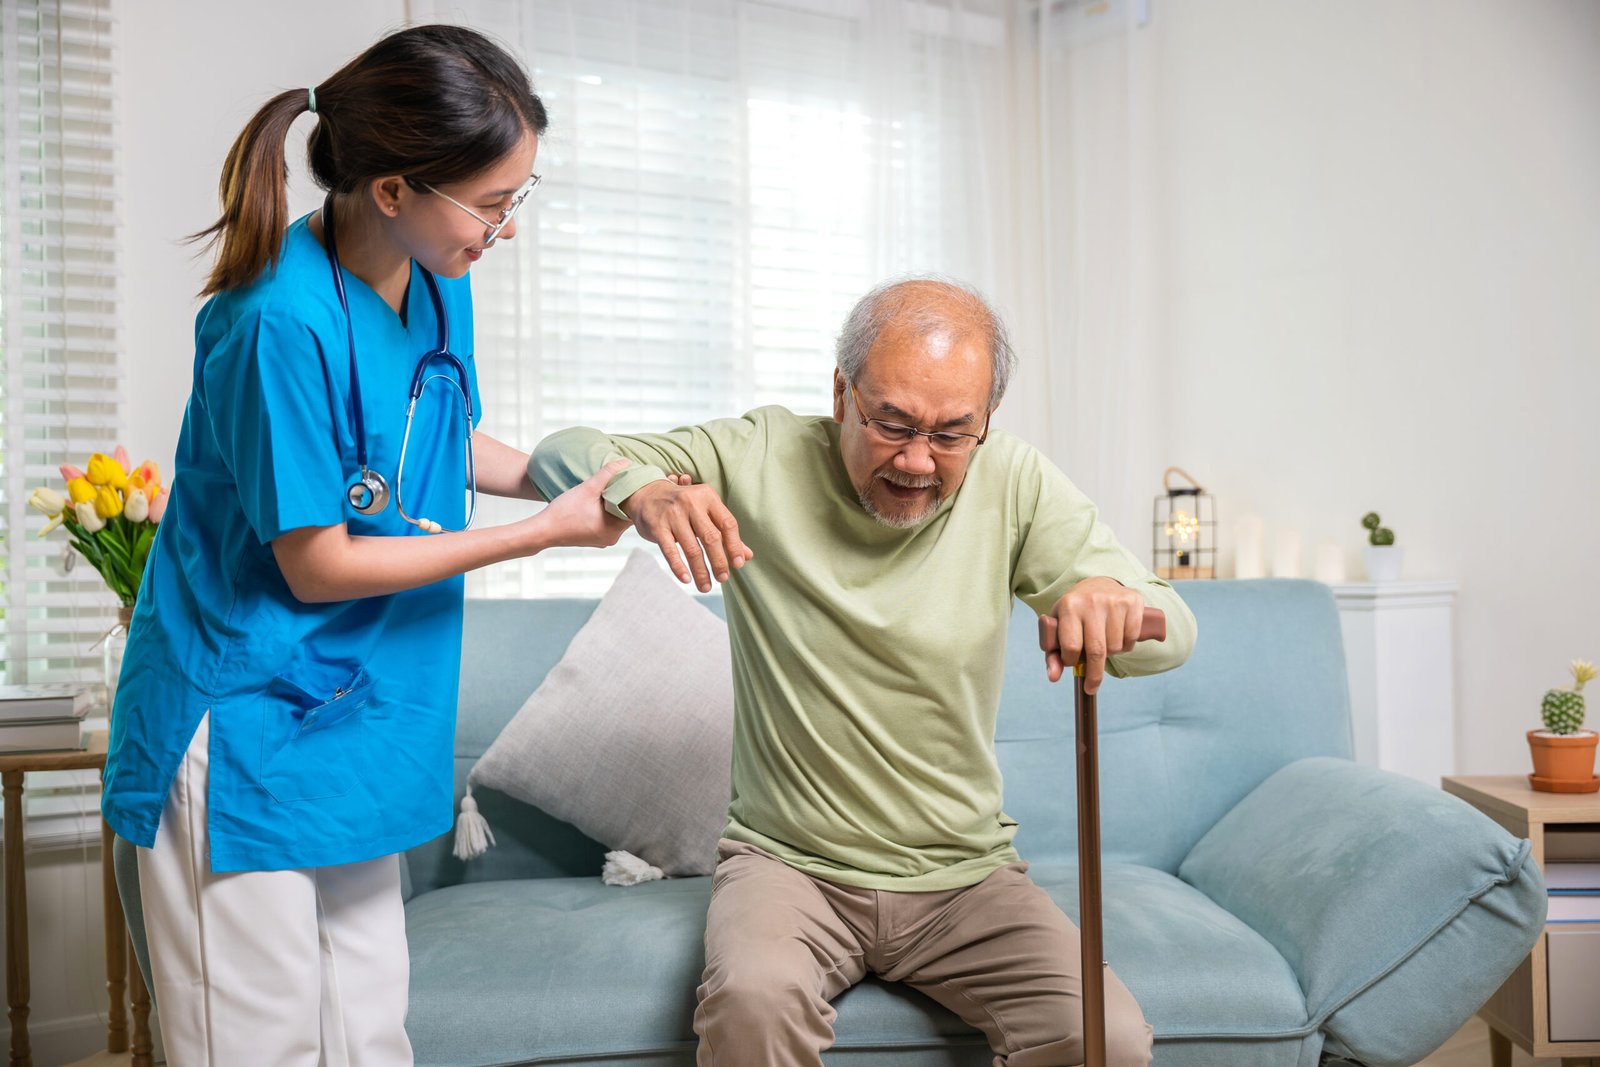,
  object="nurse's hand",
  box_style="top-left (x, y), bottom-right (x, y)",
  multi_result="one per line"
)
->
top-left (532, 459), bottom-right (635, 549)
top-left (621, 479), bottom-right (753, 593)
